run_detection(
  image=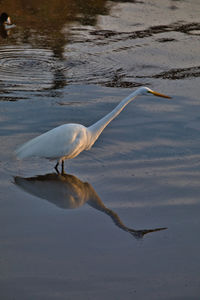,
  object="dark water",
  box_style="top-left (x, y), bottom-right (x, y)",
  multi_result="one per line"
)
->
top-left (0, 0), bottom-right (200, 299)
